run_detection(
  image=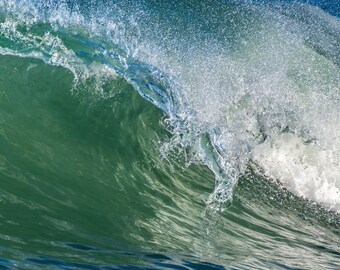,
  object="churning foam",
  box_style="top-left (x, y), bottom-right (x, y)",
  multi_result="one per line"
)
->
top-left (253, 132), bottom-right (340, 212)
